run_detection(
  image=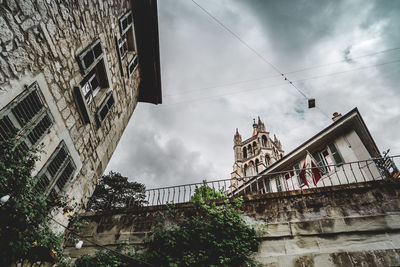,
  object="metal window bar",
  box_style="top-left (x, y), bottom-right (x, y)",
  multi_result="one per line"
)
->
top-left (0, 82), bottom-right (52, 149)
